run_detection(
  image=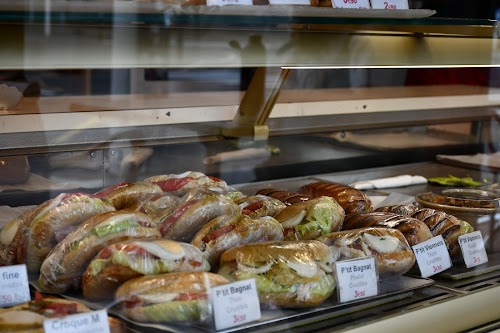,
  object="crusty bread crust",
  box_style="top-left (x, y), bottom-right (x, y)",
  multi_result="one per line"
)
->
top-left (115, 272), bottom-right (229, 299)
top-left (342, 212), bottom-right (432, 246)
top-left (162, 197), bottom-right (240, 242)
top-left (220, 240), bottom-right (331, 266)
top-left (191, 215), bottom-right (284, 268)
top-left (103, 182), bottom-right (162, 210)
top-left (82, 265), bottom-right (142, 301)
top-left (300, 182), bottom-right (373, 215)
